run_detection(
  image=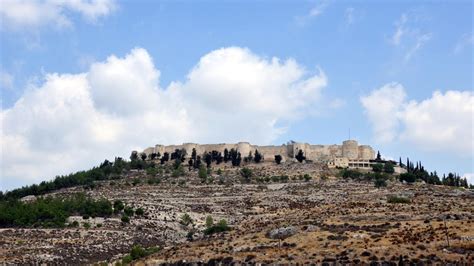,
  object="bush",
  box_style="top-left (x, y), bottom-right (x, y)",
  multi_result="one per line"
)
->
top-left (340, 169), bottom-right (364, 180)
top-left (279, 175), bottom-right (289, 182)
top-left (113, 200), bottom-right (124, 213)
top-left (205, 215), bottom-right (214, 228)
top-left (399, 173), bottom-right (416, 183)
top-left (372, 163), bottom-right (384, 173)
top-left (271, 176), bottom-right (280, 182)
top-left (135, 208), bottom-right (144, 216)
top-left (198, 165), bottom-right (207, 180)
top-left (384, 163), bottom-right (395, 174)
top-left (387, 196), bottom-right (410, 204)
top-left (121, 215), bottom-right (130, 223)
top-left (130, 245), bottom-right (146, 260)
top-left (216, 169), bottom-right (223, 175)
top-left (204, 219), bottom-right (230, 235)
top-left (122, 254), bottom-right (133, 264)
top-left (274, 155), bottom-right (282, 164)
top-left (124, 207), bottom-right (134, 216)
top-left (303, 174), bottom-right (312, 182)
top-left (82, 214), bottom-right (90, 220)
top-left (180, 213), bottom-right (192, 226)
top-left (83, 222), bottom-right (91, 229)
top-left (0, 194), bottom-right (113, 228)
top-left (240, 167), bottom-right (253, 181)
top-left (374, 178), bottom-right (387, 187)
